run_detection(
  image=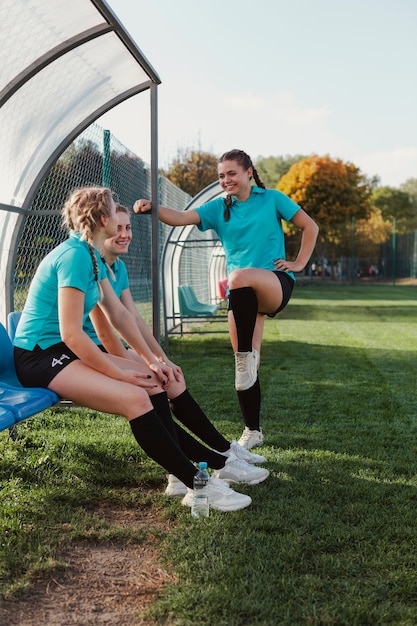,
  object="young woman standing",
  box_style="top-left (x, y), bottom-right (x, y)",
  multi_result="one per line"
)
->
top-left (134, 150), bottom-right (319, 449)
top-left (13, 186), bottom-right (264, 512)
